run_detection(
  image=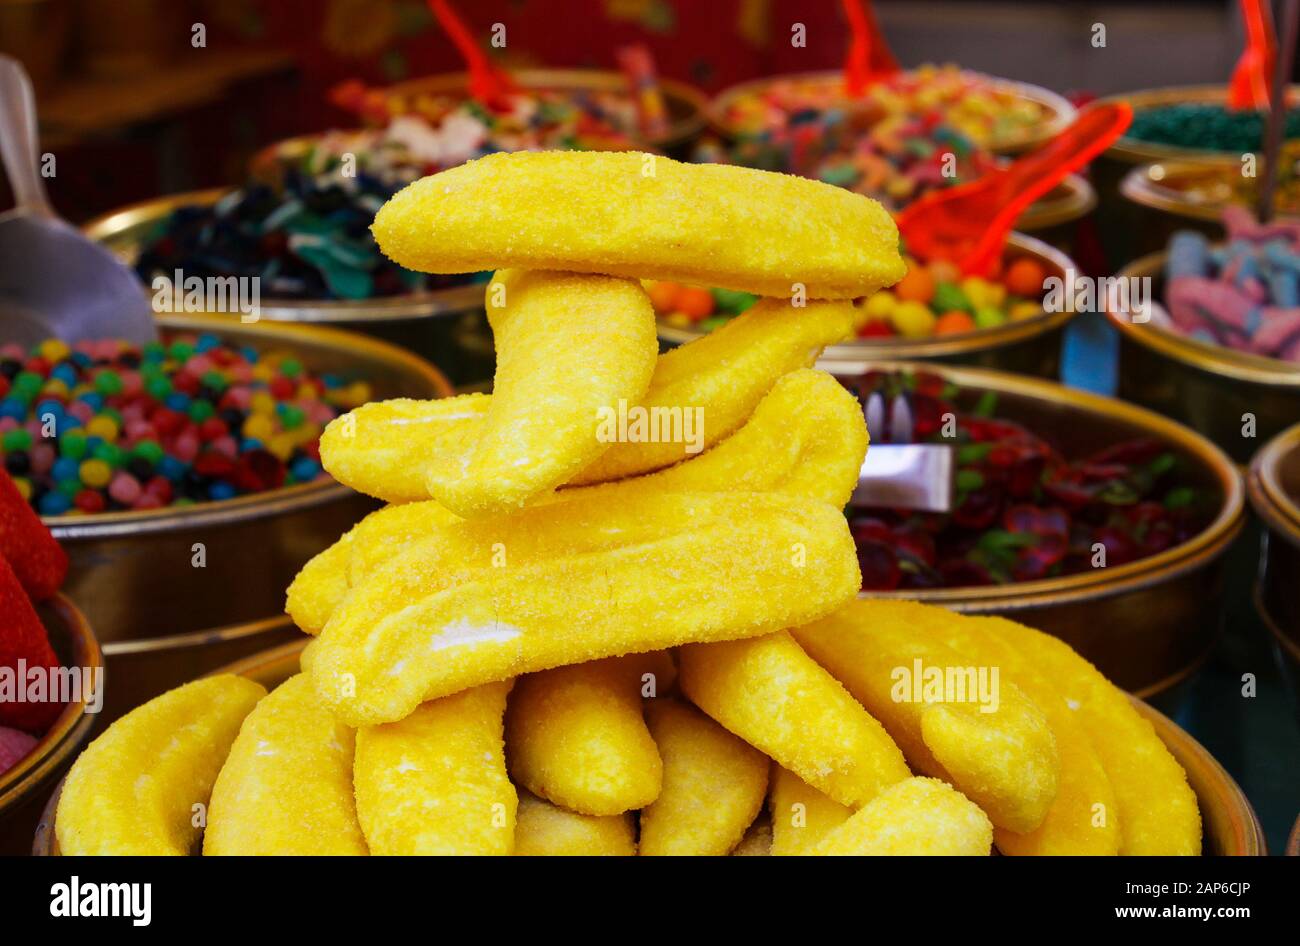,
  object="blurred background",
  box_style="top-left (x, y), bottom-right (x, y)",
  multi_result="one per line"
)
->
top-left (0, 0), bottom-right (1269, 220)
